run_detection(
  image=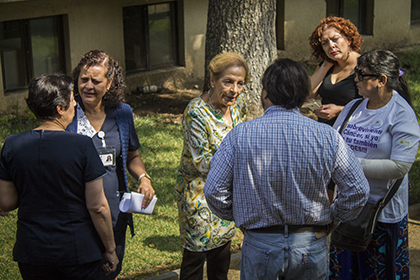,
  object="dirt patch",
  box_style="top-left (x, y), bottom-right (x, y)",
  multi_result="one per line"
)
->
top-left (126, 89), bottom-right (319, 123)
top-left (126, 88), bottom-right (202, 124)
